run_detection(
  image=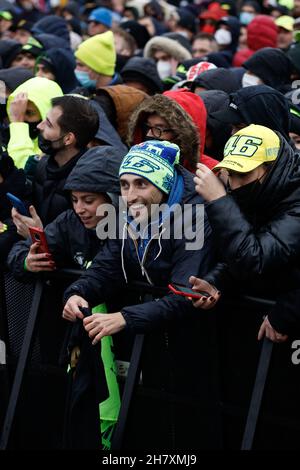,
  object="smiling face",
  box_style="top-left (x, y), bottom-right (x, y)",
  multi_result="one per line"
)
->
top-left (71, 191), bottom-right (109, 228)
top-left (120, 174), bottom-right (164, 222)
